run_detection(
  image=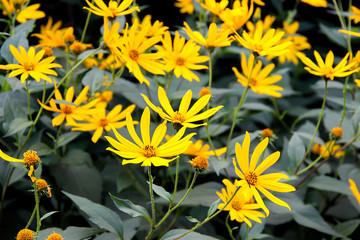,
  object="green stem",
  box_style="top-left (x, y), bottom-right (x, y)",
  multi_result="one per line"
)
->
top-left (80, 0), bottom-right (94, 43)
top-left (154, 170), bottom-right (199, 229)
top-left (145, 167), bottom-right (156, 240)
top-left (225, 214), bottom-right (236, 240)
top-left (332, 0), bottom-right (347, 30)
top-left (171, 157), bottom-right (180, 205)
top-left (25, 79), bottom-right (33, 121)
top-left (295, 80), bottom-right (328, 174)
top-left (25, 205), bottom-right (37, 229)
top-left (34, 184), bottom-right (41, 239)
